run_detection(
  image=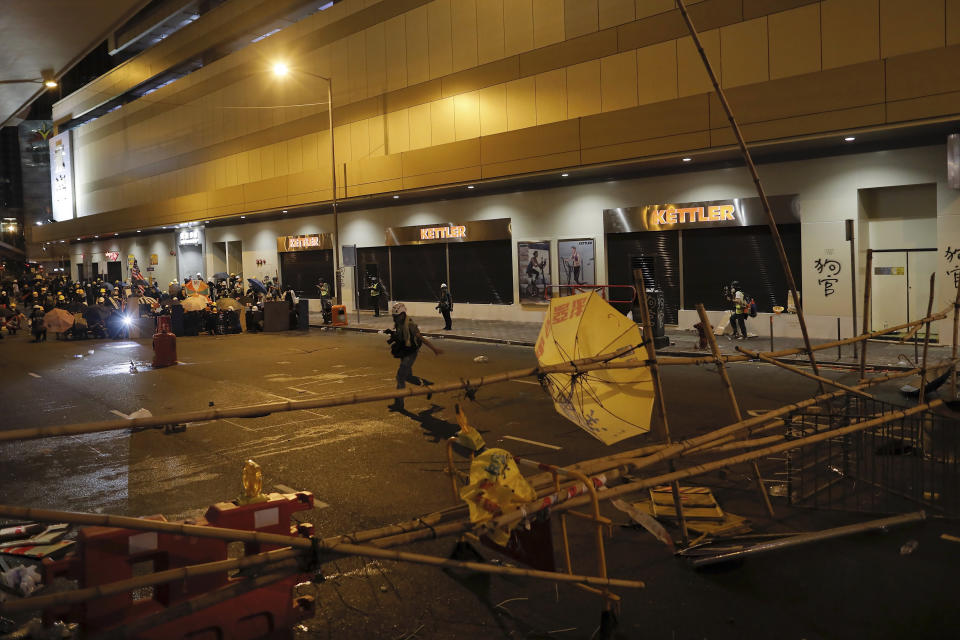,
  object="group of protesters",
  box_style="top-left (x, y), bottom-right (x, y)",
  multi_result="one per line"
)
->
top-left (0, 270), bottom-right (306, 342)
